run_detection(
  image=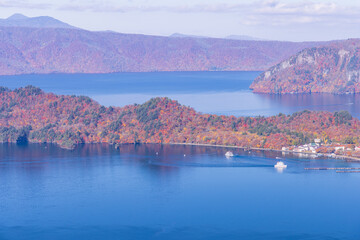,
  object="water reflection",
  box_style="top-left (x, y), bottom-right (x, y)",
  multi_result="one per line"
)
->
top-left (1, 143), bottom-right (359, 174)
top-left (258, 93), bottom-right (360, 117)
top-left (1, 143), bottom-right (360, 239)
